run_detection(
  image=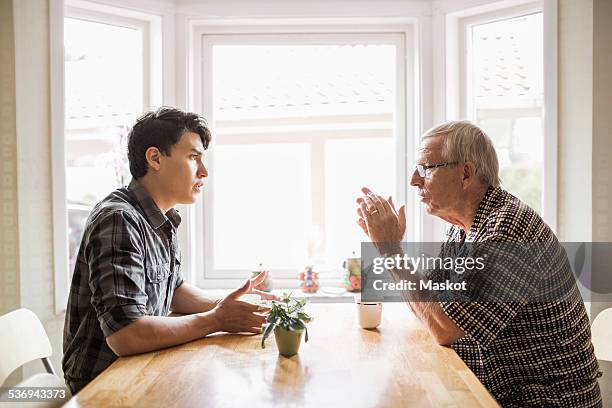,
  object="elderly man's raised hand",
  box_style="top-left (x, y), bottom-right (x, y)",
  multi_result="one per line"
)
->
top-left (356, 187), bottom-right (406, 253)
top-left (211, 272), bottom-right (276, 334)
